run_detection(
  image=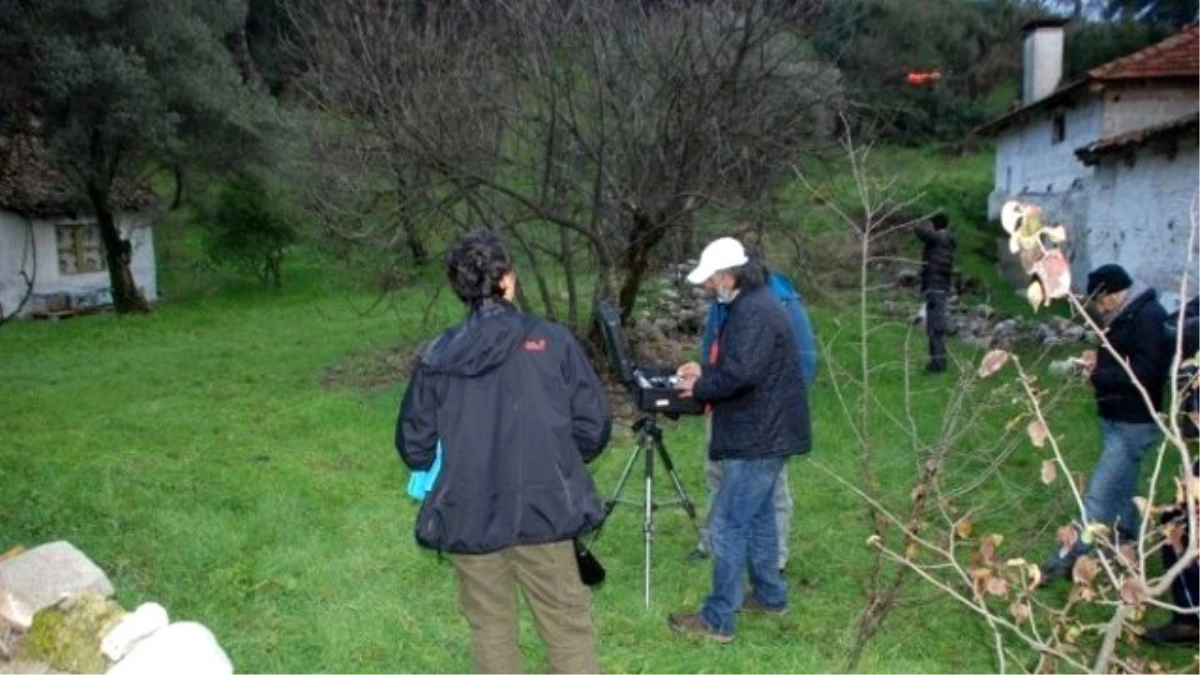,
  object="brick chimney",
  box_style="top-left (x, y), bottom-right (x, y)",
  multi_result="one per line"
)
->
top-left (1021, 19), bottom-right (1068, 105)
